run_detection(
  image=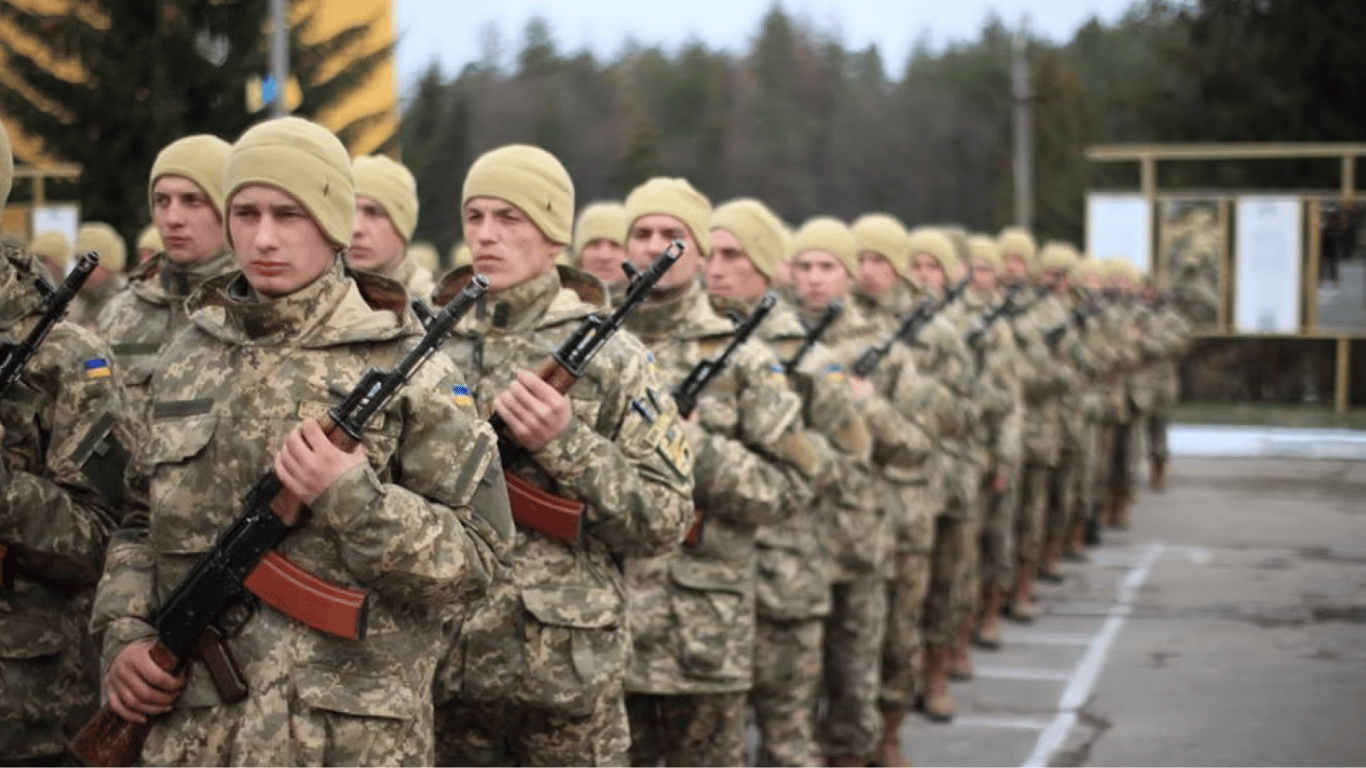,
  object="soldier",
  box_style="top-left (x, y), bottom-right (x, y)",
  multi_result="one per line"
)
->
top-left (92, 116), bottom-right (512, 766)
top-left (0, 117), bottom-right (130, 765)
top-left (618, 179), bottom-right (821, 767)
top-left (706, 198), bottom-right (872, 767)
top-left (97, 134), bottom-right (236, 439)
top-left (29, 229), bottom-right (72, 283)
top-left (1137, 275), bottom-right (1191, 493)
top-left (408, 241), bottom-right (440, 279)
top-left (136, 224), bottom-right (163, 264)
top-left (70, 222), bottom-right (128, 328)
top-left (348, 155), bottom-right (435, 300)
top-left (431, 146), bottom-right (693, 767)
top-left (851, 213), bottom-right (918, 332)
top-left (573, 201), bottom-right (629, 290)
